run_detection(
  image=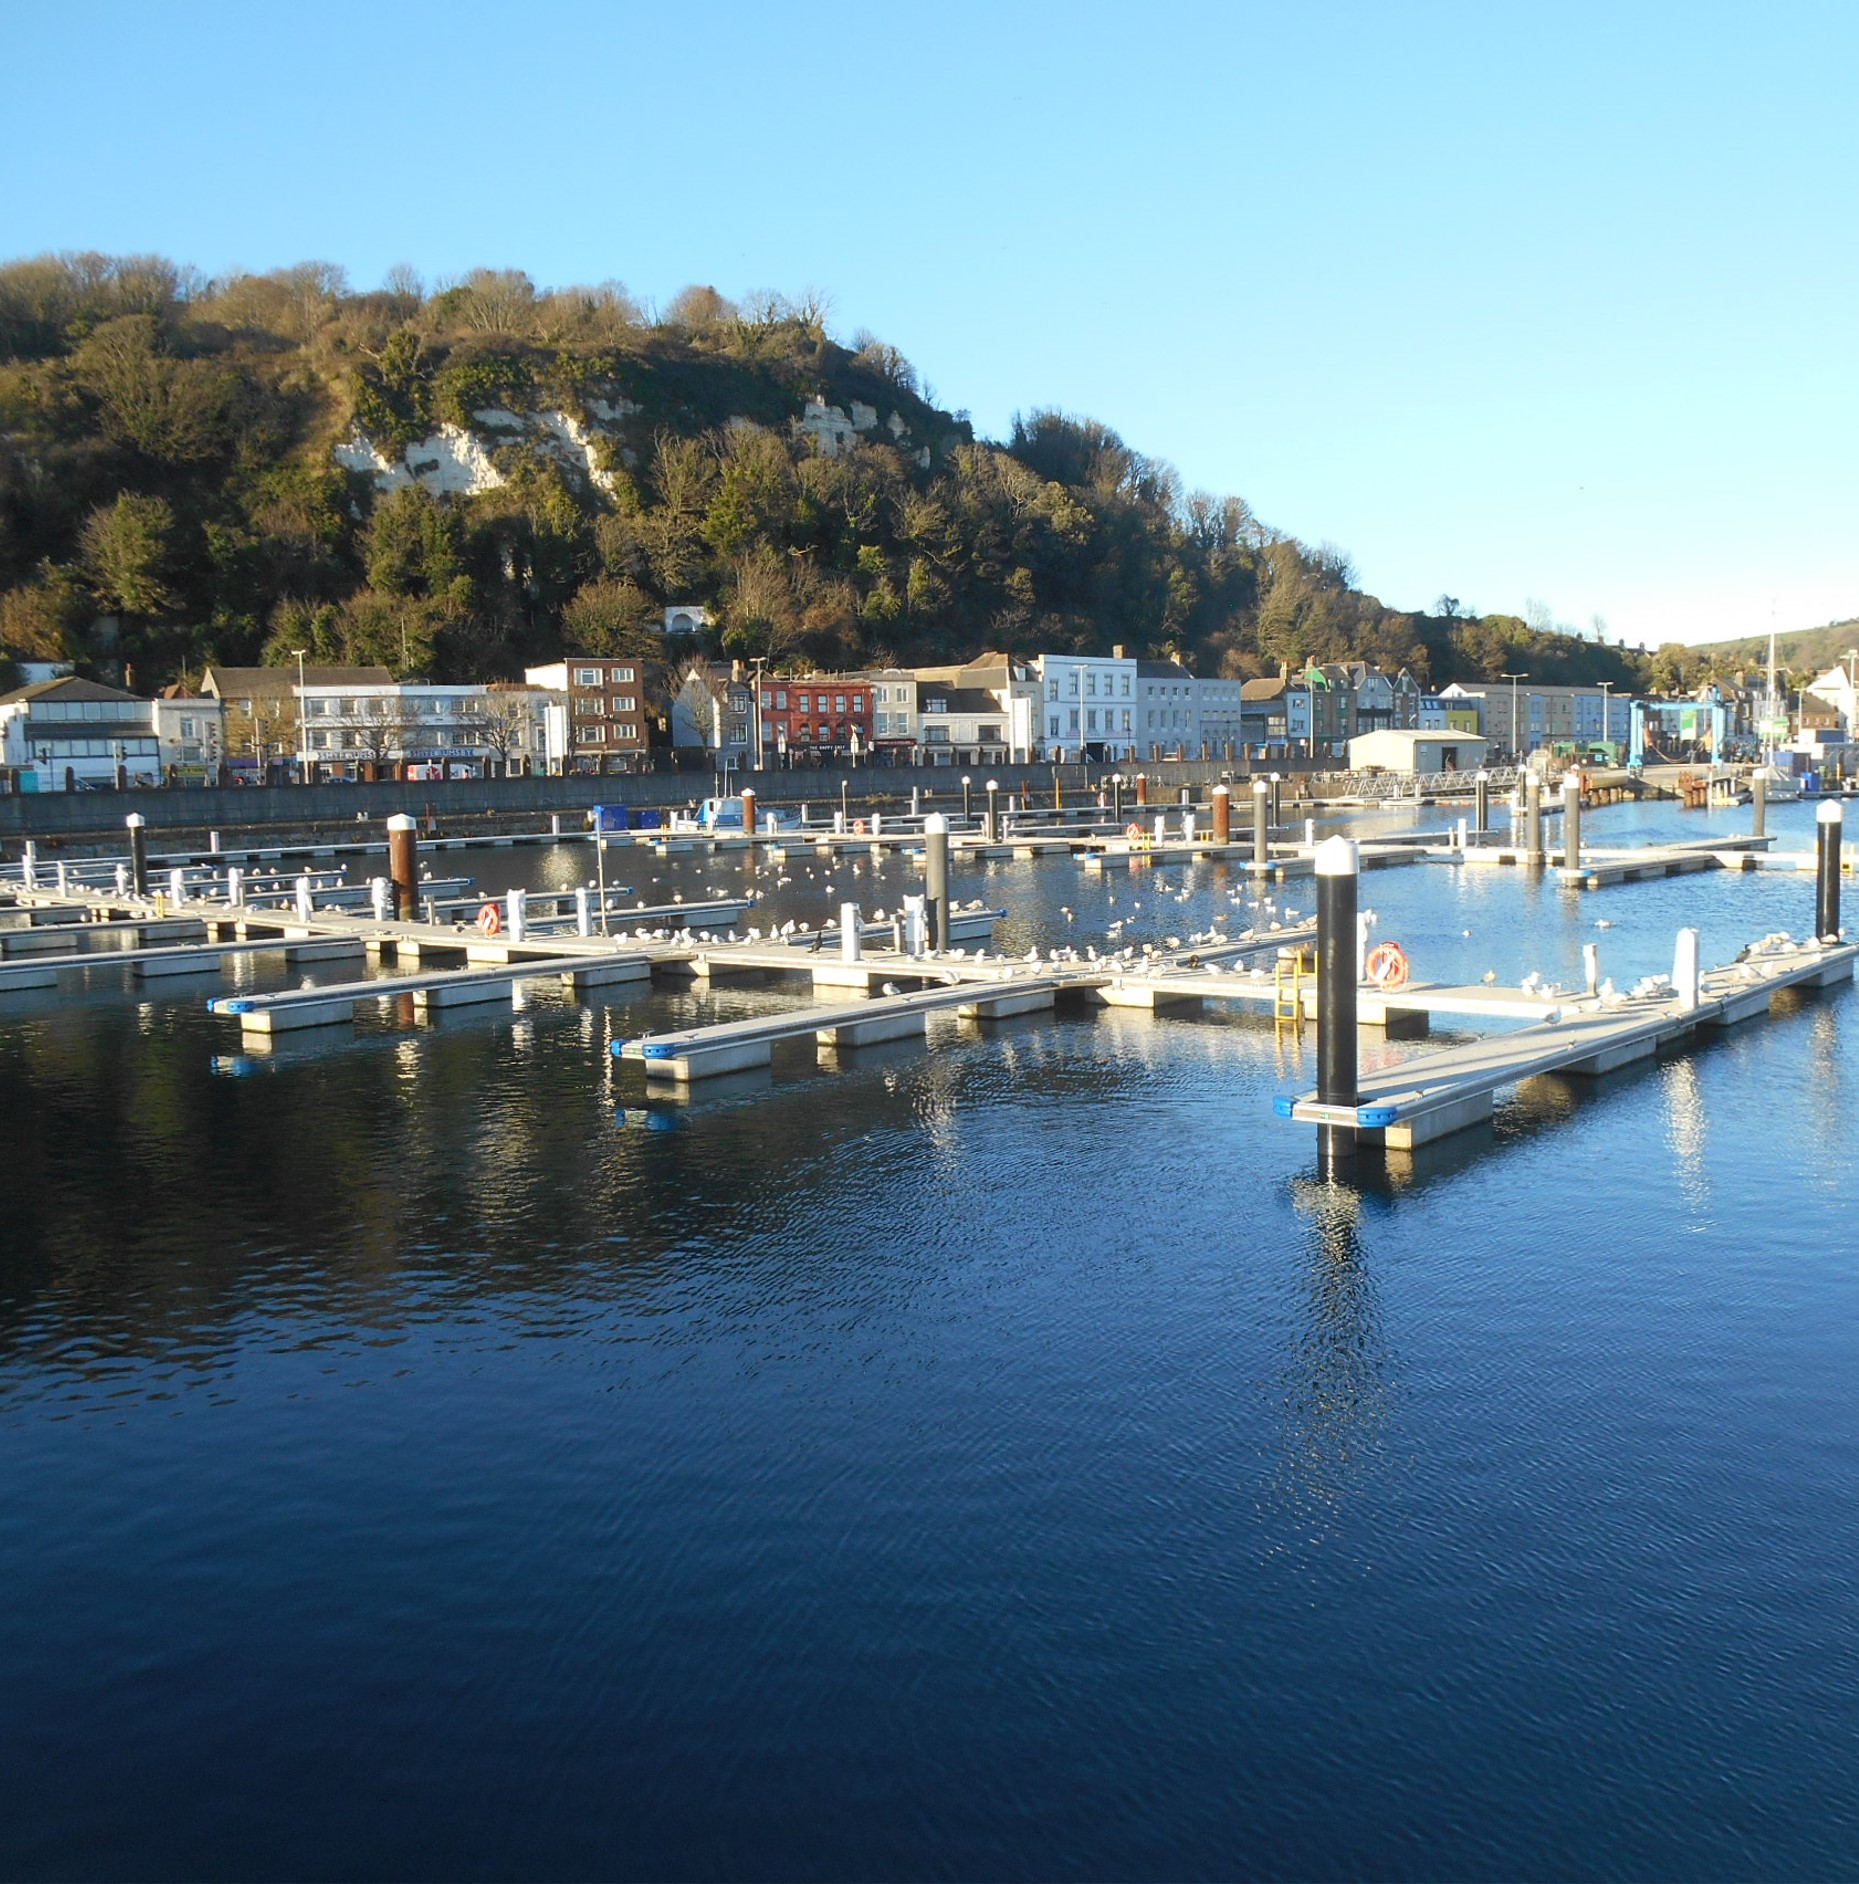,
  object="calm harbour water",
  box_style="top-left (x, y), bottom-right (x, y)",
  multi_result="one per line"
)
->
top-left (3, 797), bottom-right (1858, 1880)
